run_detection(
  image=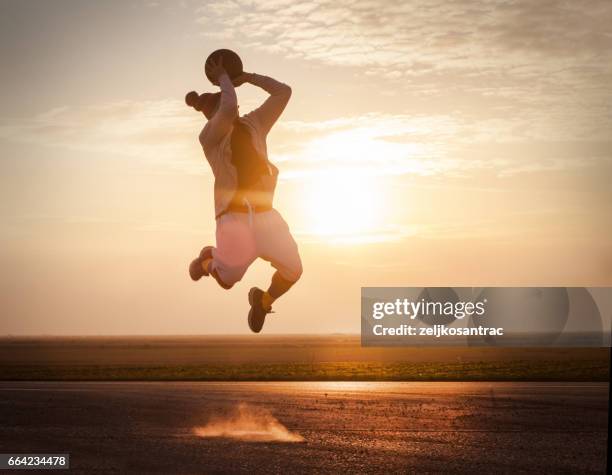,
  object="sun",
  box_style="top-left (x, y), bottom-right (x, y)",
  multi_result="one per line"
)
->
top-left (300, 171), bottom-right (387, 243)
